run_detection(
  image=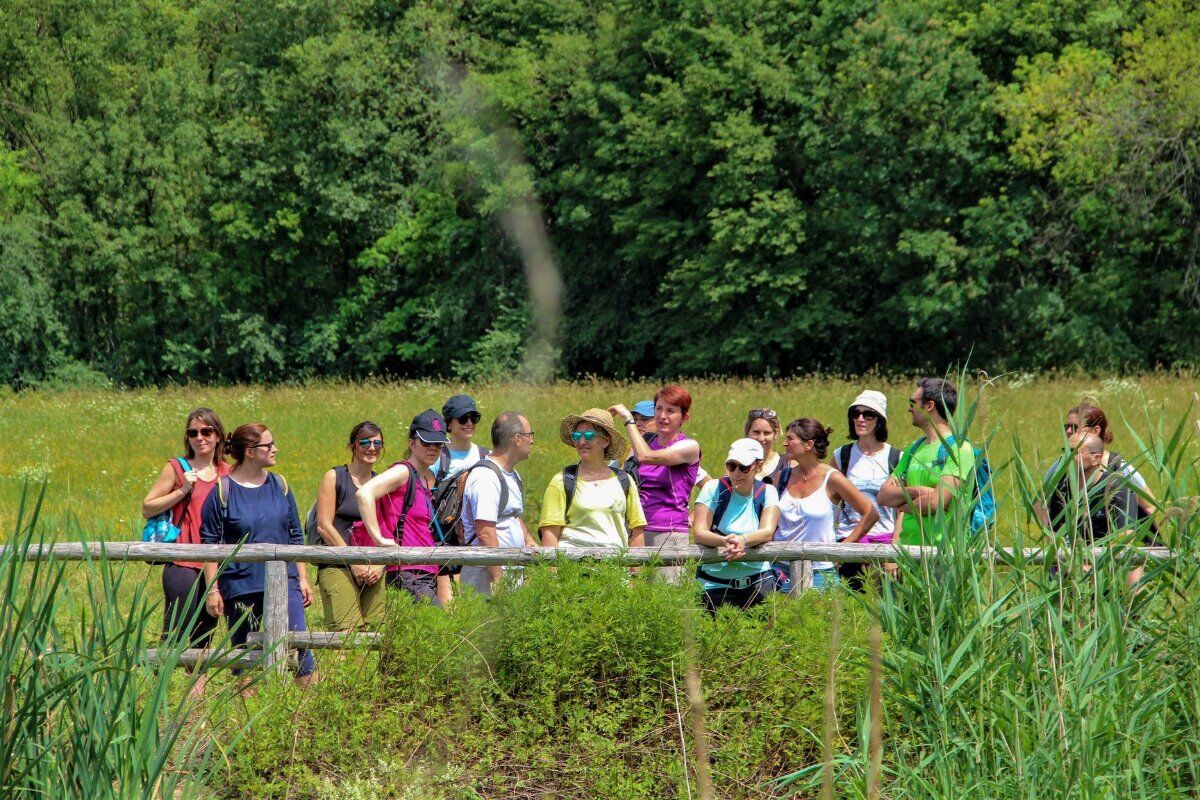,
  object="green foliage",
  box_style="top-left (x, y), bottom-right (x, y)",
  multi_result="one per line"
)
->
top-left (0, 485), bottom-right (239, 797)
top-left (218, 561), bottom-right (868, 798)
top-left (1, 0), bottom-right (1198, 386)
